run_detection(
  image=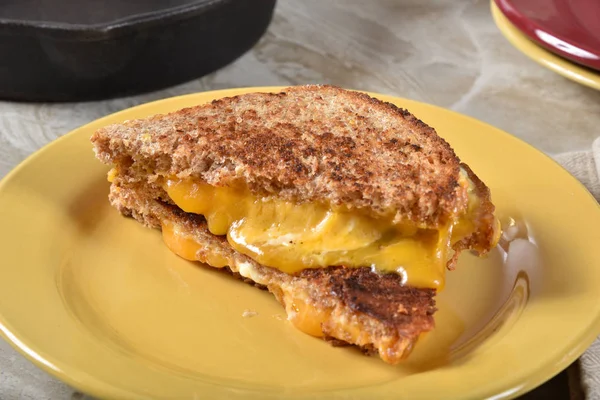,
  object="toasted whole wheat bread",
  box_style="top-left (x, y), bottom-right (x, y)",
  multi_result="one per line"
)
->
top-left (93, 85), bottom-right (482, 229)
top-left (91, 85), bottom-right (497, 363)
